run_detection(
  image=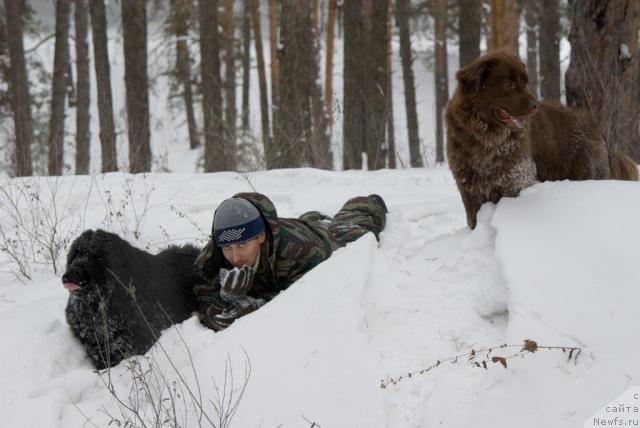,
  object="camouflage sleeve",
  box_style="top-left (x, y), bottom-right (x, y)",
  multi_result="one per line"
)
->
top-left (273, 223), bottom-right (333, 288)
top-left (205, 296), bottom-right (266, 331)
top-left (328, 195), bottom-right (387, 247)
top-left (193, 278), bottom-right (231, 330)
